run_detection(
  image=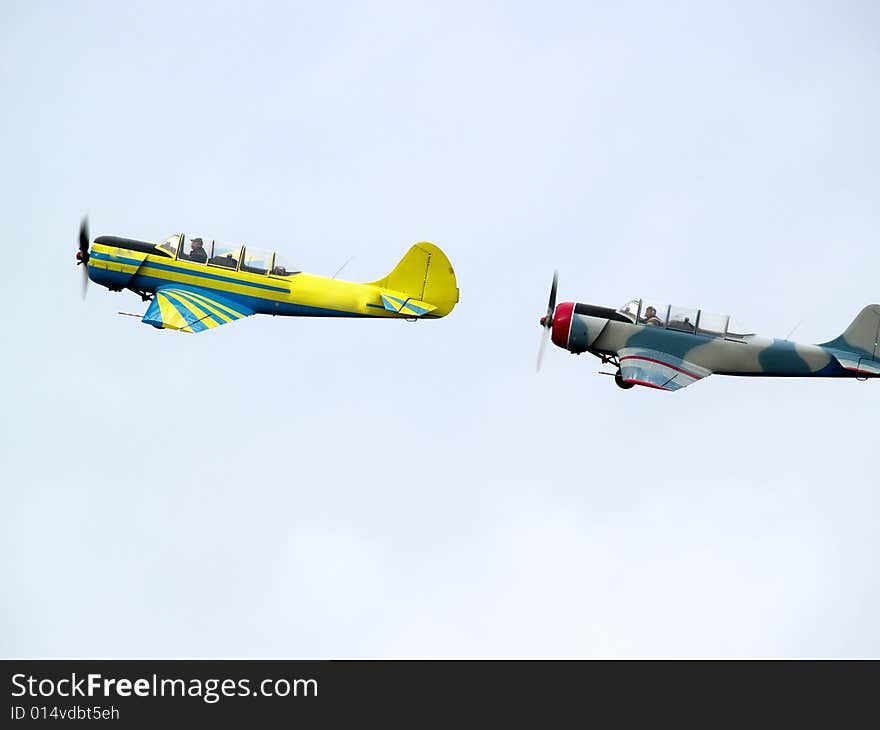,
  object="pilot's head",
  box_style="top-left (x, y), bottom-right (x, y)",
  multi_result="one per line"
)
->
top-left (645, 306), bottom-right (656, 316)
top-left (191, 238), bottom-right (204, 248)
